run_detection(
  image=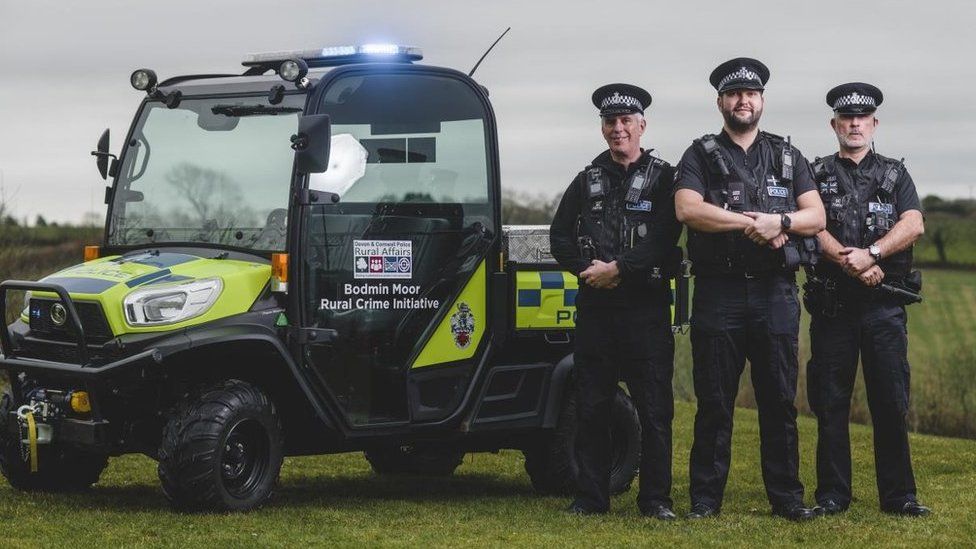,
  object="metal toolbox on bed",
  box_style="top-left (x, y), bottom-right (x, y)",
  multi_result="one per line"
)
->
top-left (501, 225), bottom-right (556, 265)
